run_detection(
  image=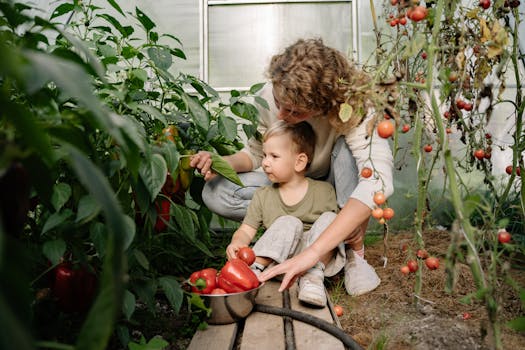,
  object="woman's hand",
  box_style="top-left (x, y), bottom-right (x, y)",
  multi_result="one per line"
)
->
top-left (189, 151), bottom-right (216, 181)
top-left (258, 248), bottom-right (321, 292)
